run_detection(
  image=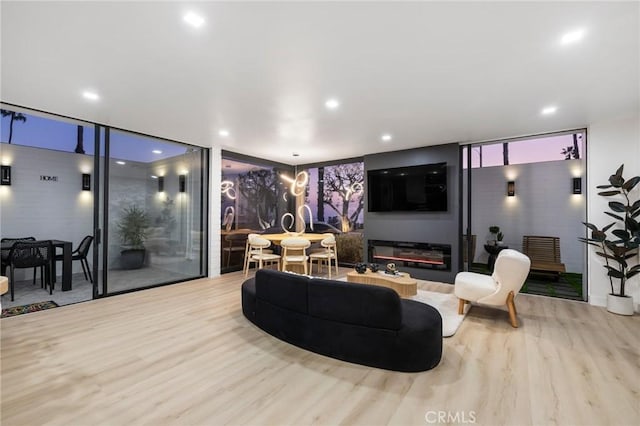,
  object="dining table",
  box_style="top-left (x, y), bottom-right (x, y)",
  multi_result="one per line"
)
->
top-left (1, 239), bottom-right (73, 291)
top-left (260, 233), bottom-right (328, 245)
